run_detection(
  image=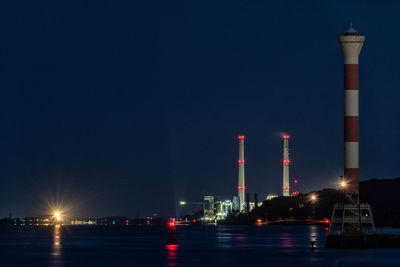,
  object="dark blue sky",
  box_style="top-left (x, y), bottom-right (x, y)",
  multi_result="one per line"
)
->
top-left (1, 0), bottom-right (399, 217)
